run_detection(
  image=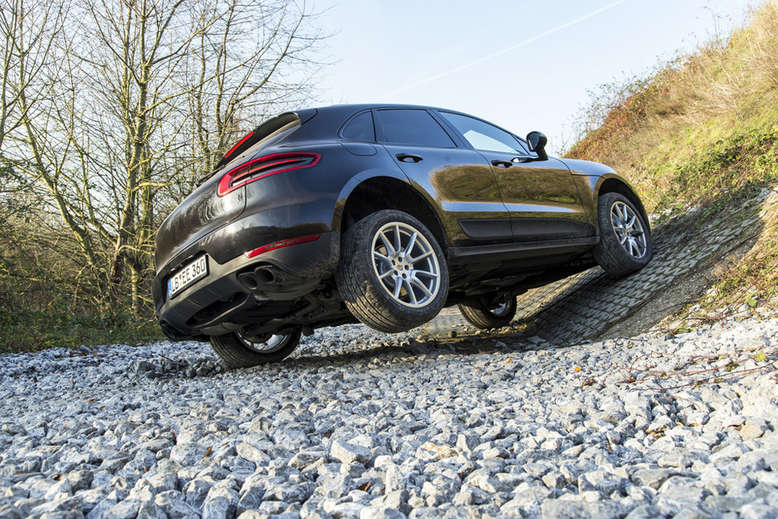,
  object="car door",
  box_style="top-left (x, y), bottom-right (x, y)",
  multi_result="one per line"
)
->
top-left (437, 111), bottom-right (593, 242)
top-left (373, 108), bottom-right (511, 245)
